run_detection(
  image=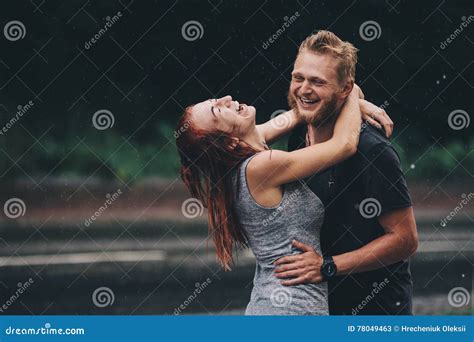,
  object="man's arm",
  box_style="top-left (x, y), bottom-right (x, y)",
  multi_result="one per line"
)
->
top-left (273, 207), bottom-right (417, 285)
top-left (275, 142), bottom-right (417, 285)
top-left (334, 206), bottom-right (417, 274)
